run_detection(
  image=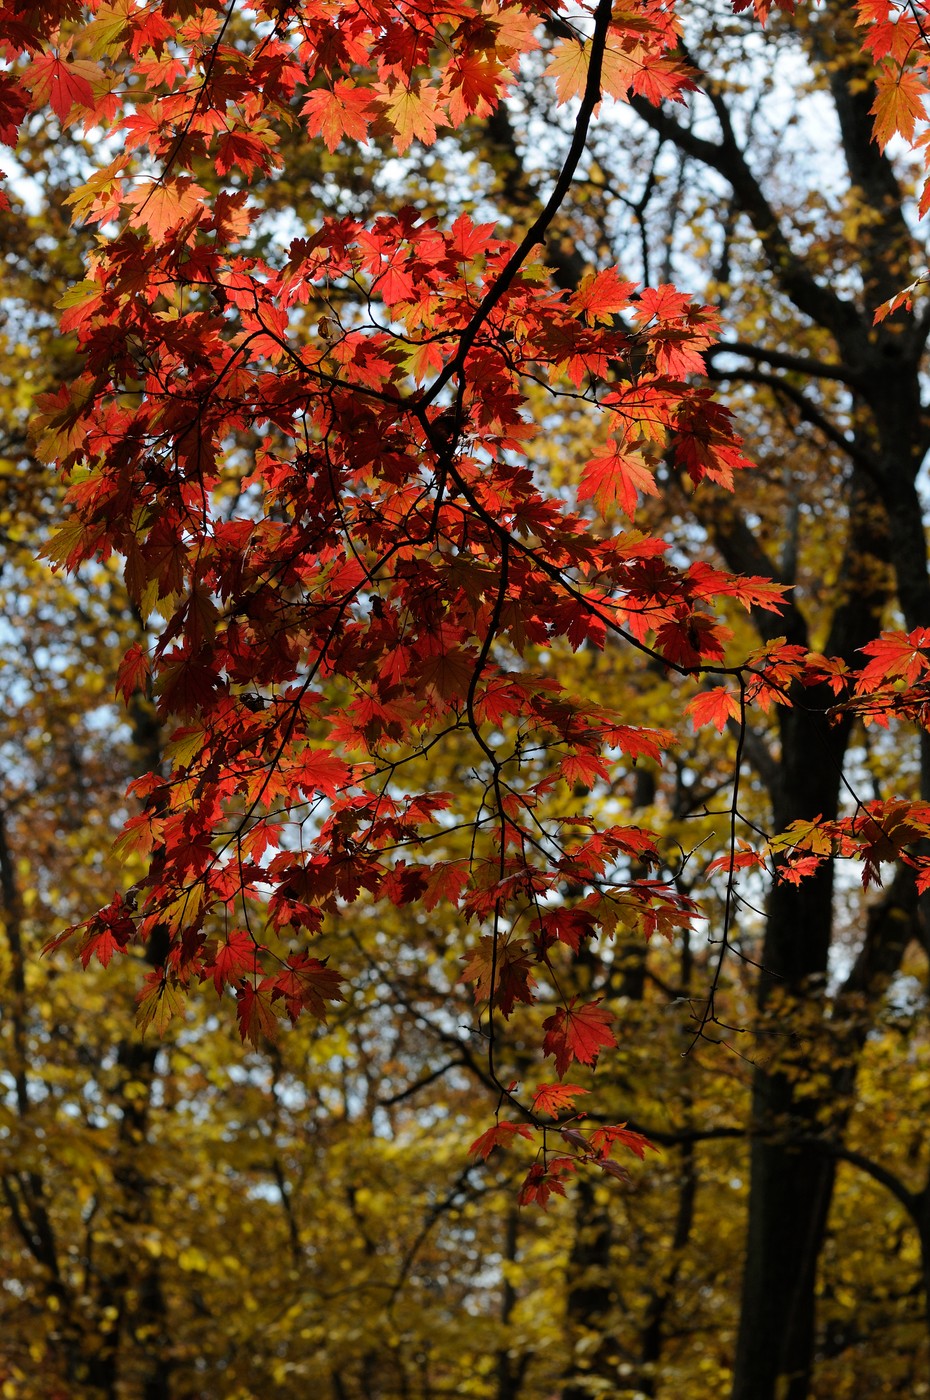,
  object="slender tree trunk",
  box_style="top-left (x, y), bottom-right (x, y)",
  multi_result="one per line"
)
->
top-left (561, 1178), bottom-right (617, 1400)
top-left (917, 1197), bottom-right (930, 1380)
top-left (731, 693), bottom-right (847, 1400)
top-left (732, 1100), bottom-right (836, 1399)
top-left (732, 862), bottom-right (922, 1400)
top-left (84, 685), bottom-right (172, 1399)
top-left (496, 1209), bottom-right (530, 1400)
